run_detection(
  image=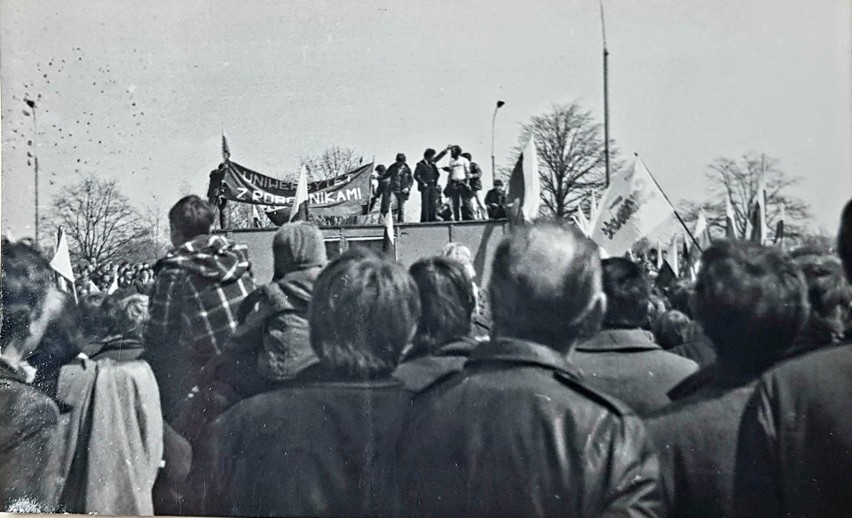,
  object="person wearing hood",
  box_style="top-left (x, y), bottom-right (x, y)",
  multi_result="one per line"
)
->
top-left (212, 221), bottom-right (328, 401)
top-left (144, 195), bottom-right (255, 426)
